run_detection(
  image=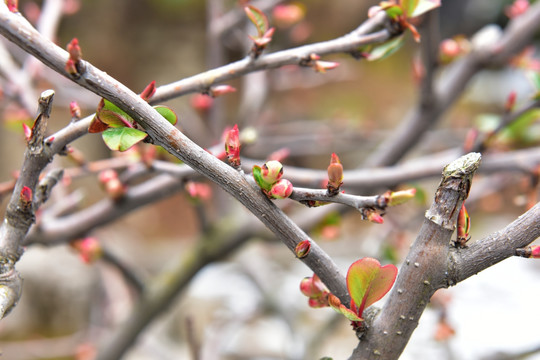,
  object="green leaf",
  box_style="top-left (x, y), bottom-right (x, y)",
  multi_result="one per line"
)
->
top-left (252, 165), bottom-right (273, 192)
top-left (245, 5), bottom-right (269, 37)
top-left (99, 109), bottom-right (133, 128)
top-left (410, 0), bottom-right (441, 18)
top-left (154, 105), bottom-right (178, 125)
top-left (400, 0), bottom-right (418, 17)
top-left (365, 36), bottom-right (404, 61)
top-left (102, 127), bottom-right (147, 152)
top-left (101, 99), bottom-right (134, 124)
top-left (384, 5), bottom-right (404, 19)
top-left (347, 258), bottom-right (397, 317)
